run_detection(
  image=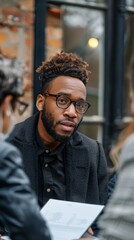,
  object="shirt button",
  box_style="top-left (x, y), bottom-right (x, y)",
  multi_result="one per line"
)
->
top-left (46, 188), bottom-right (51, 193)
top-left (45, 149), bottom-right (49, 153)
top-left (44, 163), bottom-right (48, 168)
